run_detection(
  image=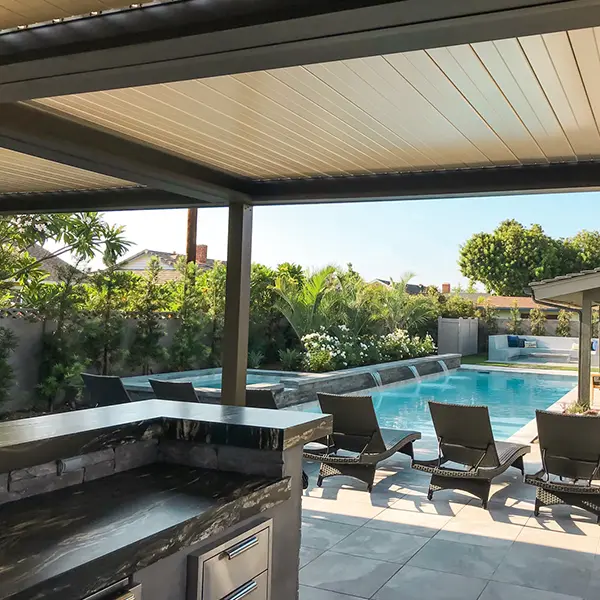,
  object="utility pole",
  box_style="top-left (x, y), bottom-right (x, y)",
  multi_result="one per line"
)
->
top-left (186, 208), bottom-right (198, 263)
